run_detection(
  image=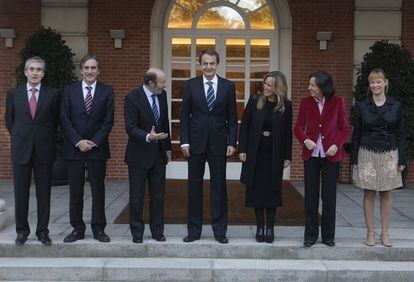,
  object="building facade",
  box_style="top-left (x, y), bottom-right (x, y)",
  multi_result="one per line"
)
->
top-left (0, 0), bottom-right (413, 183)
